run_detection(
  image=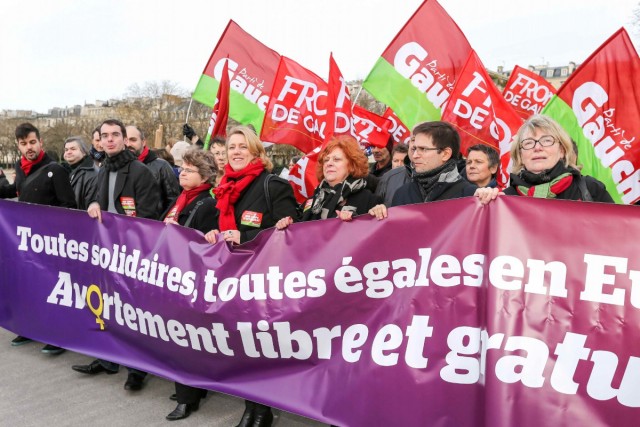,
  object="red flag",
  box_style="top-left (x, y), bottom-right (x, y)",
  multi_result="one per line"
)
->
top-left (260, 56), bottom-right (328, 154)
top-left (502, 65), bottom-right (557, 119)
top-left (192, 20), bottom-right (281, 132)
top-left (204, 58), bottom-right (230, 149)
top-left (352, 106), bottom-right (391, 148)
top-left (326, 55), bottom-right (391, 148)
top-left (441, 50), bottom-right (523, 188)
top-left (383, 107), bottom-right (411, 145)
top-left (363, 0), bottom-right (474, 128)
top-left (287, 146), bottom-right (322, 204)
top-left (543, 28), bottom-right (640, 204)
top-left (325, 54), bottom-right (353, 143)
